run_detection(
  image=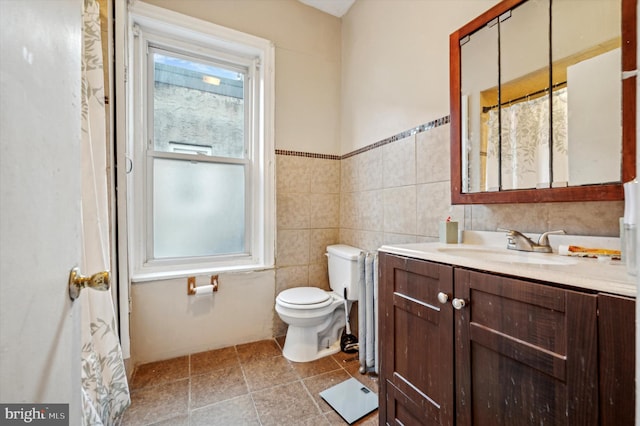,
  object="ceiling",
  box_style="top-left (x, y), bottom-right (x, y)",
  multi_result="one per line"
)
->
top-left (298, 0), bottom-right (356, 17)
